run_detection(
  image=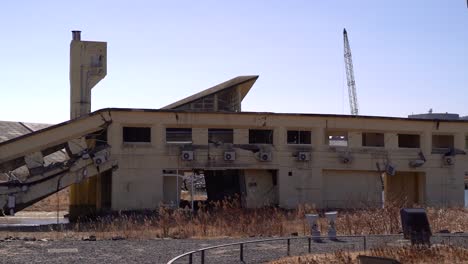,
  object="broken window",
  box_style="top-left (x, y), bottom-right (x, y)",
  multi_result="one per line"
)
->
top-left (208, 129), bottom-right (233, 144)
top-left (432, 135), bottom-right (454, 149)
top-left (287, 130), bottom-right (311, 144)
top-left (362, 132), bottom-right (384, 147)
top-left (166, 128), bottom-right (192, 144)
top-left (123, 127), bottom-right (151, 143)
top-left (249, 129), bottom-right (273, 144)
top-left (398, 134), bottom-right (420, 148)
top-left (326, 131), bottom-right (348, 147)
